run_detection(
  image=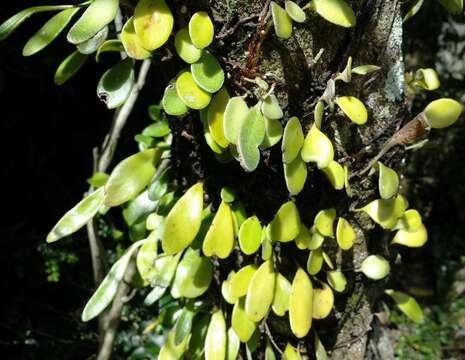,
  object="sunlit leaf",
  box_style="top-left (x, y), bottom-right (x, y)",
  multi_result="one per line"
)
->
top-left (261, 116), bottom-right (283, 149)
top-left (413, 68), bottom-right (440, 90)
top-left (205, 310), bottom-right (227, 360)
top-left (239, 216), bottom-right (262, 255)
top-left (403, 0), bottom-right (425, 22)
top-left (223, 96), bottom-right (249, 145)
top-left (301, 125), bottom-right (334, 168)
top-left (123, 190), bottom-right (157, 226)
top-left (207, 88), bottom-right (230, 148)
top-left (175, 27), bottom-right (202, 64)
top-left (159, 326), bottom-right (189, 359)
top-left (271, 1), bottom-right (293, 39)
top-left (134, 0), bottom-right (173, 50)
top-left (321, 160), bottom-right (344, 190)
top-left (268, 201), bottom-right (301, 242)
top-left (230, 264), bottom-right (258, 298)
top-left (336, 96), bottom-right (368, 125)
top-left (47, 187), bottom-right (104, 243)
top-left (282, 116), bottom-right (304, 164)
top-left (283, 343), bottom-right (302, 360)
top-left (192, 51), bottom-right (225, 93)
top-left (104, 148), bottom-right (161, 207)
top-left (285, 1), bottom-right (307, 23)
top-left (202, 201), bottom-right (235, 259)
top-left (176, 70), bottom-right (212, 110)
top-left (232, 298), bottom-right (257, 342)
top-left (391, 224), bottom-right (428, 247)
top-left (351, 64), bottom-right (381, 75)
top-left (272, 273), bottom-right (292, 316)
top-left (312, 0), bottom-right (356, 27)
top-left (237, 104), bottom-right (266, 172)
top-left (307, 226), bottom-right (325, 250)
top-left (312, 282), bottom-right (334, 319)
top-left (307, 248), bottom-right (323, 275)
top-left (121, 17), bottom-right (151, 60)
top-left (326, 270), bottom-right (347, 292)
top-left (245, 260), bottom-right (276, 322)
top-left (378, 162), bottom-right (399, 199)
top-left (394, 209), bottom-right (422, 232)
top-left (68, 0), bottom-right (118, 44)
top-left (86, 171), bottom-right (109, 188)
top-left (162, 79), bottom-right (189, 116)
top-left (294, 223), bottom-right (312, 250)
top-left (360, 195), bottom-right (408, 230)
top-left (227, 327), bottom-right (240, 360)
top-left (289, 268), bottom-right (313, 338)
top-left (314, 208), bottom-right (336, 237)
top-left (261, 94), bottom-right (283, 120)
top-left (385, 289), bottom-right (423, 323)
top-left (284, 156), bottom-right (308, 195)
top-left (76, 25), bottom-right (108, 54)
top-left (189, 11), bottom-right (214, 49)
top-left (336, 217), bottom-right (355, 250)
top-left (360, 255), bottom-right (390, 280)
top-left (314, 331), bottom-right (328, 360)
top-left (221, 271), bottom-right (238, 305)
top-left (423, 98), bottom-right (462, 129)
